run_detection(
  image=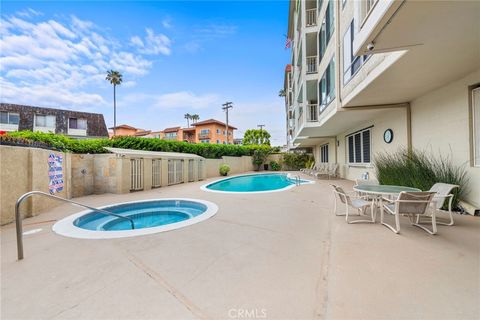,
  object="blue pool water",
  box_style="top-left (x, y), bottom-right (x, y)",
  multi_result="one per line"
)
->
top-left (74, 200), bottom-right (207, 231)
top-left (204, 173), bottom-right (309, 192)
